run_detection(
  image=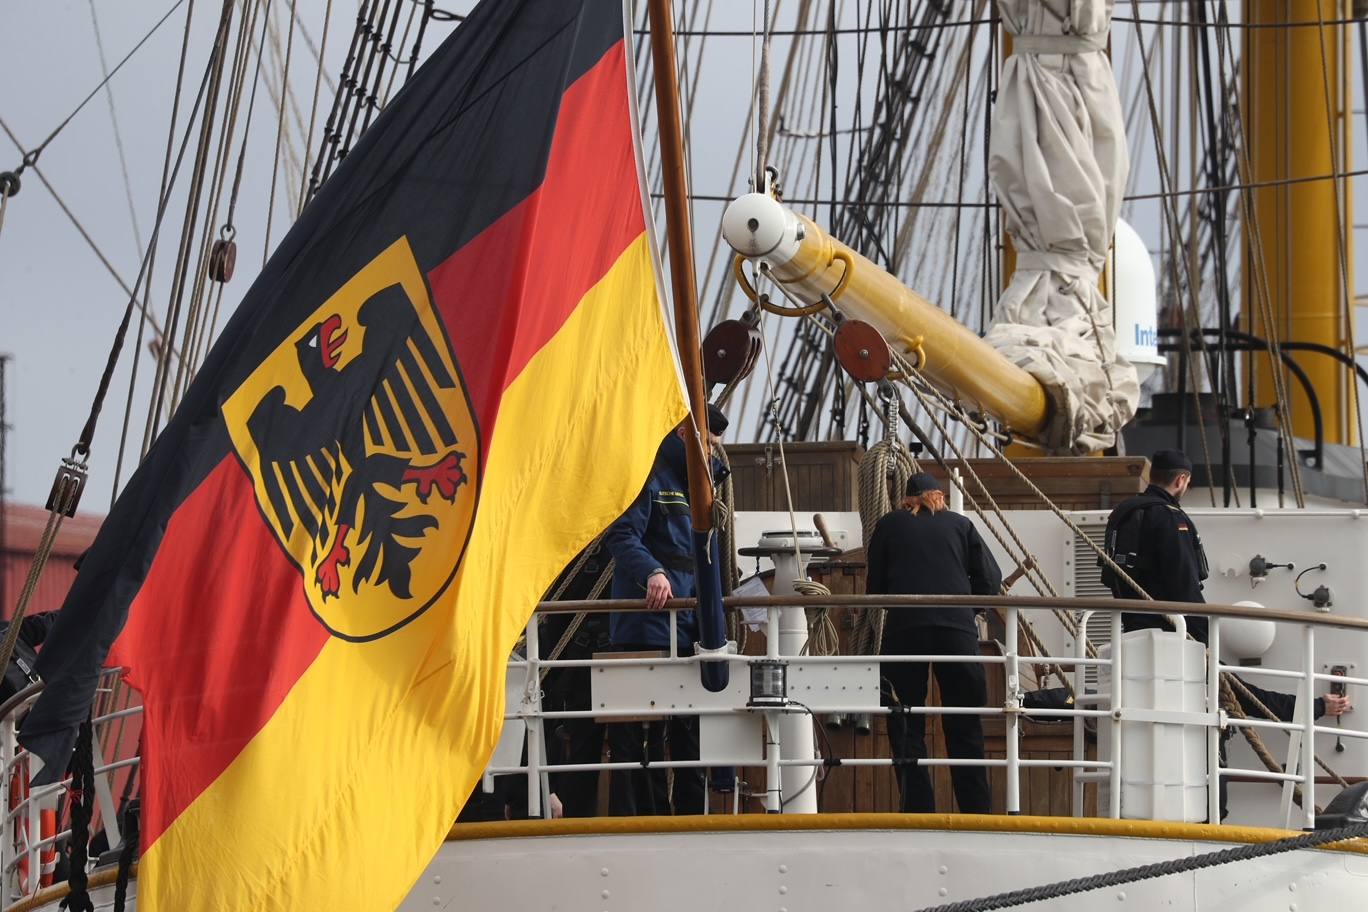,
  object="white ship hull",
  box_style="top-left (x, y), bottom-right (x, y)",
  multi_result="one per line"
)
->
top-left (404, 815), bottom-right (1368, 911)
